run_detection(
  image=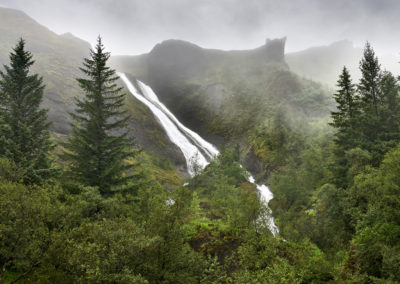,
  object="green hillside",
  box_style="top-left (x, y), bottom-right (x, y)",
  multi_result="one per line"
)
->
top-left (0, 7), bottom-right (89, 134)
top-left (111, 38), bottom-right (333, 177)
top-left (0, 7), bottom-right (186, 173)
